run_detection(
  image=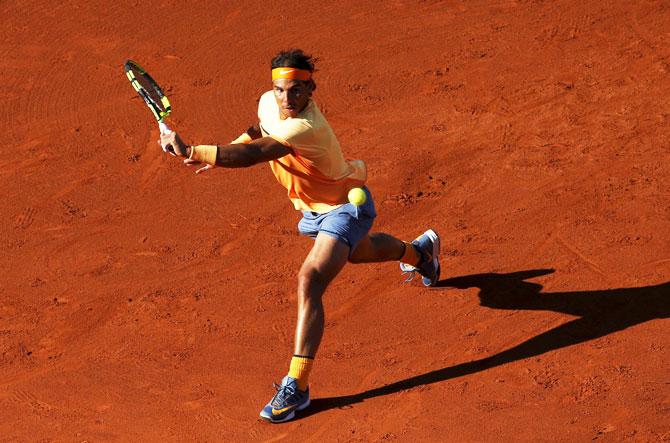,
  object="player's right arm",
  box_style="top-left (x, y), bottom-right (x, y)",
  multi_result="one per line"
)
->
top-left (160, 129), bottom-right (291, 169)
top-left (209, 136), bottom-right (291, 168)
